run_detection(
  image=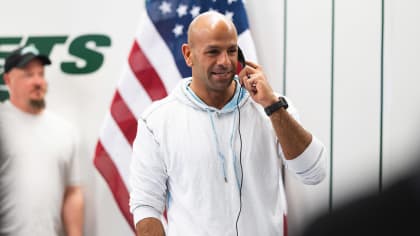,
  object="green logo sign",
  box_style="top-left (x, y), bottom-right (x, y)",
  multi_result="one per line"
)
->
top-left (0, 34), bottom-right (111, 101)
